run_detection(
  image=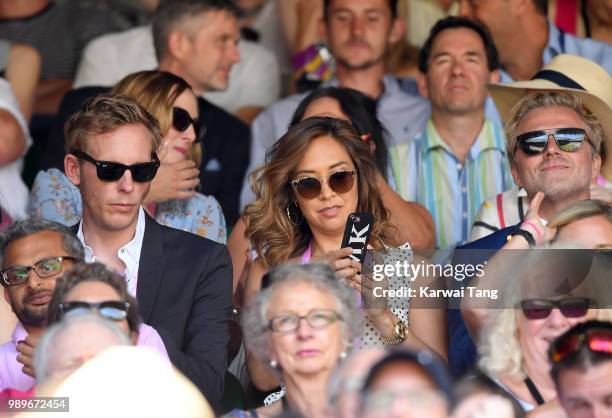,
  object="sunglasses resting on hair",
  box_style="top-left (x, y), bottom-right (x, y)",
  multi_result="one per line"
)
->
top-left (58, 300), bottom-right (130, 321)
top-left (173, 107), bottom-right (206, 143)
top-left (290, 170), bottom-right (357, 199)
top-left (515, 128), bottom-right (594, 155)
top-left (520, 297), bottom-right (592, 320)
top-left (549, 324), bottom-right (612, 363)
top-left (72, 150), bottom-right (160, 183)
